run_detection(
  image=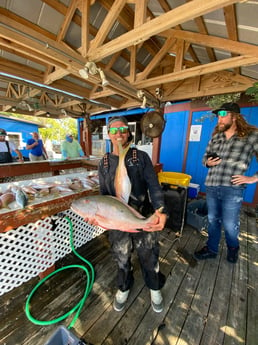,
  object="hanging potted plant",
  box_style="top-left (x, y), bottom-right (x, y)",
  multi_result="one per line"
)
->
top-left (245, 82), bottom-right (258, 102)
